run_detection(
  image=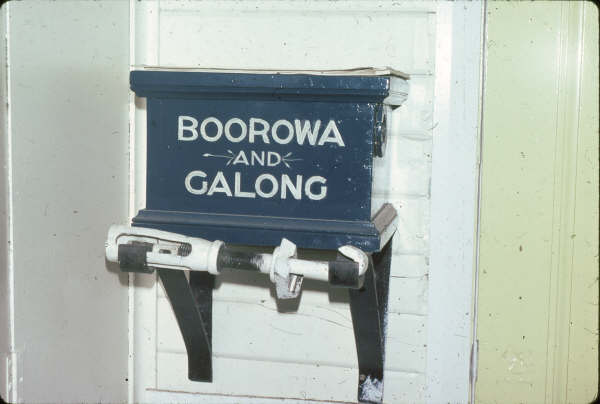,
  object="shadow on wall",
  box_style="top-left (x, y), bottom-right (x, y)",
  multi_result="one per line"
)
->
top-left (105, 258), bottom-right (129, 288)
